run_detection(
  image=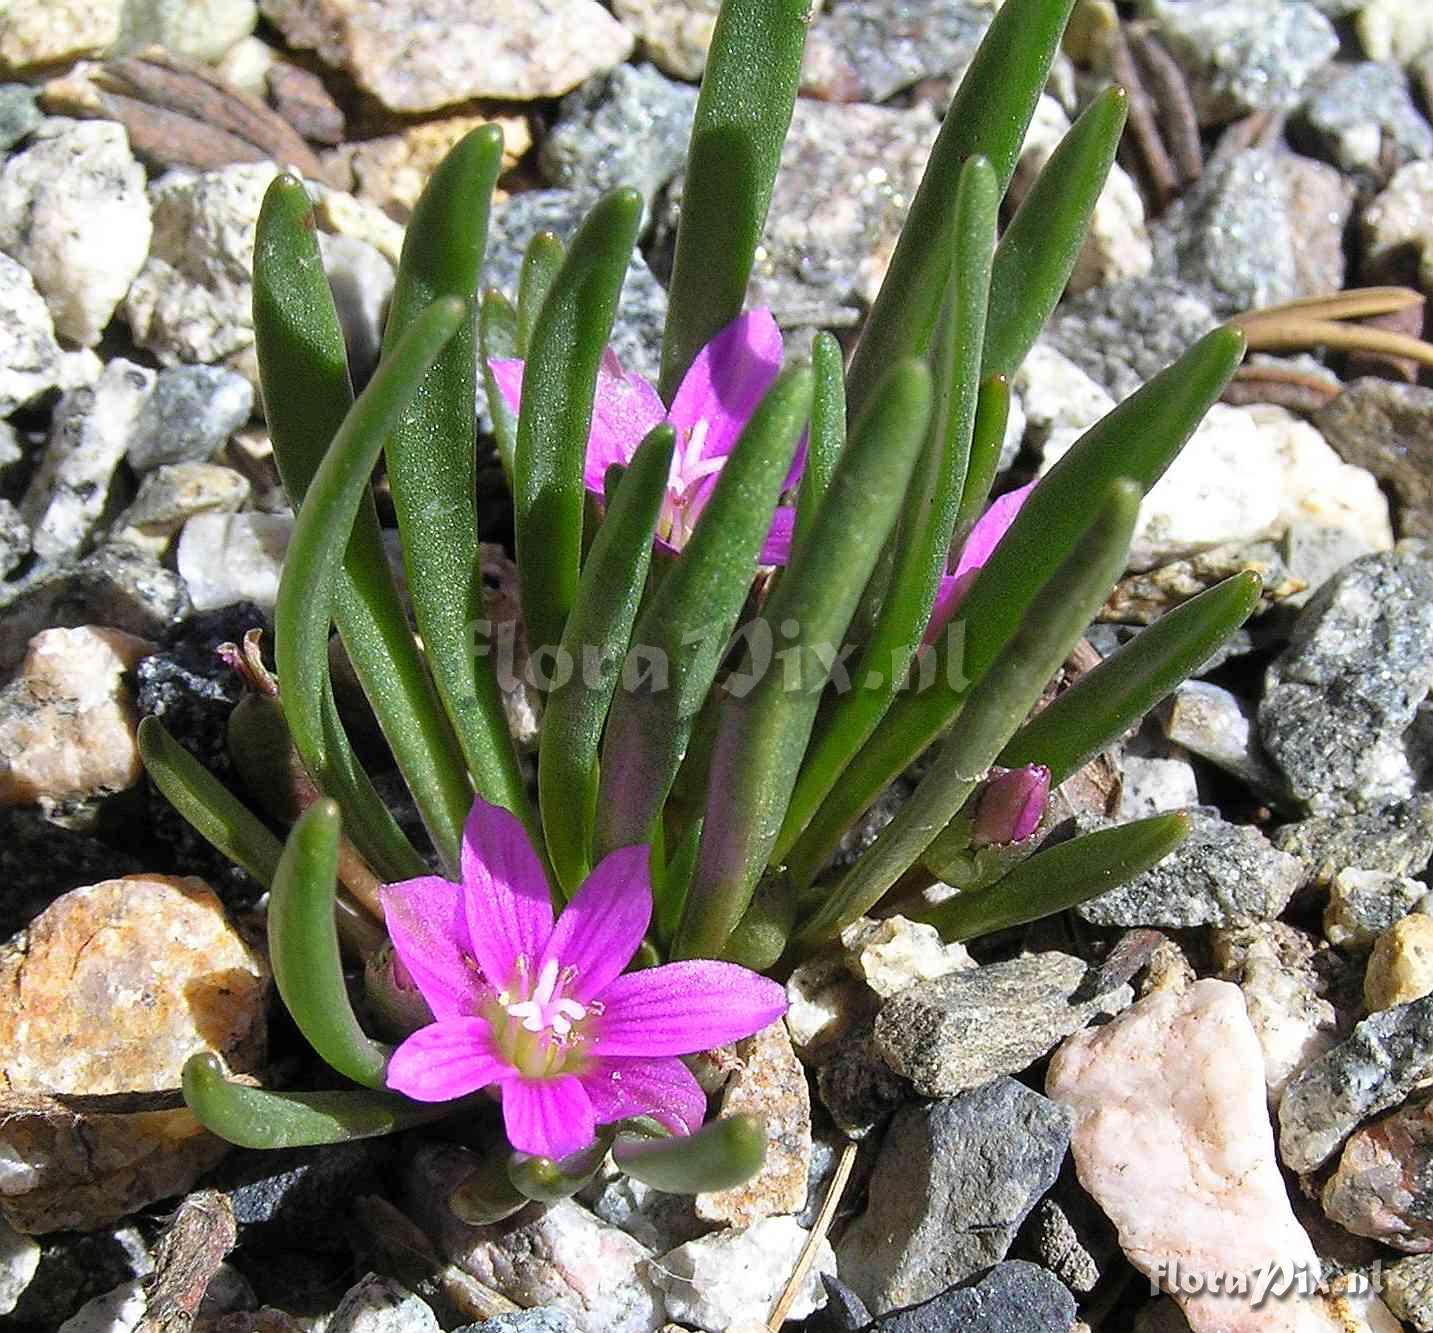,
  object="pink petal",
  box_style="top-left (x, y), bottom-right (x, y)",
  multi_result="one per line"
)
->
top-left (488, 358), bottom-right (525, 417)
top-left (460, 798), bottom-right (555, 993)
top-left (591, 961), bottom-right (788, 1057)
top-left (538, 845), bottom-right (652, 1002)
top-left (758, 505), bottom-right (798, 566)
top-left (584, 353), bottom-right (668, 492)
top-left (386, 1019), bottom-right (513, 1102)
top-left (783, 427), bottom-right (809, 495)
top-left (669, 309), bottom-right (783, 461)
top-left (380, 876), bottom-right (480, 1021)
top-left (581, 1056), bottom-right (708, 1137)
top-left (501, 1075), bottom-right (596, 1158)
top-left (925, 480), bottom-right (1038, 643)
